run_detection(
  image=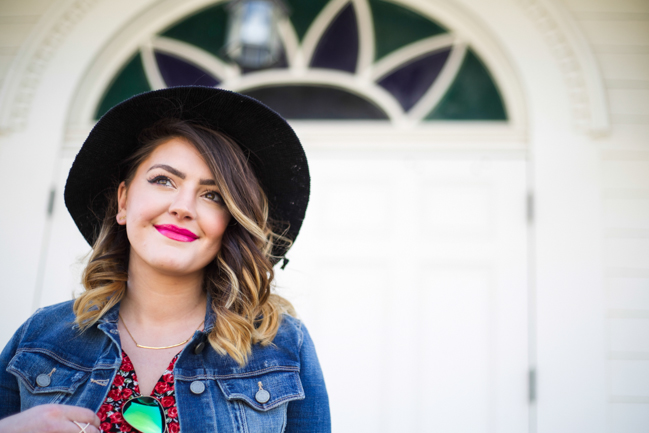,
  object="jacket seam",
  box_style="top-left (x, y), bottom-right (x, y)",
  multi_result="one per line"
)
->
top-left (227, 392), bottom-right (303, 410)
top-left (7, 368), bottom-right (83, 395)
top-left (14, 348), bottom-right (116, 371)
top-left (296, 319), bottom-right (305, 353)
top-left (175, 366), bottom-right (299, 381)
top-left (236, 401), bottom-right (250, 433)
